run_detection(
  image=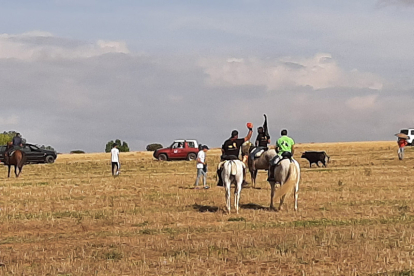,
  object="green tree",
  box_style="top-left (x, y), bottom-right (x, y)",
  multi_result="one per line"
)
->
top-left (40, 145), bottom-right (56, 151)
top-left (0, 131), bottom-right (25, 145)
top-left (146, 143), bottom-right (163, 151)
top-left (105, 139), bottom-right (130, 152)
